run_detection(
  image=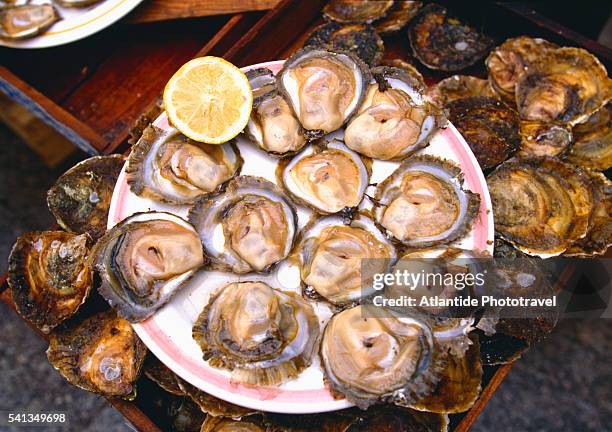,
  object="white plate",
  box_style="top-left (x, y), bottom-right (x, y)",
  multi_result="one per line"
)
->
top-left (1, 0), bottom-right (144, 49)
top-left (107, 60), bottom-right (495, 414)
